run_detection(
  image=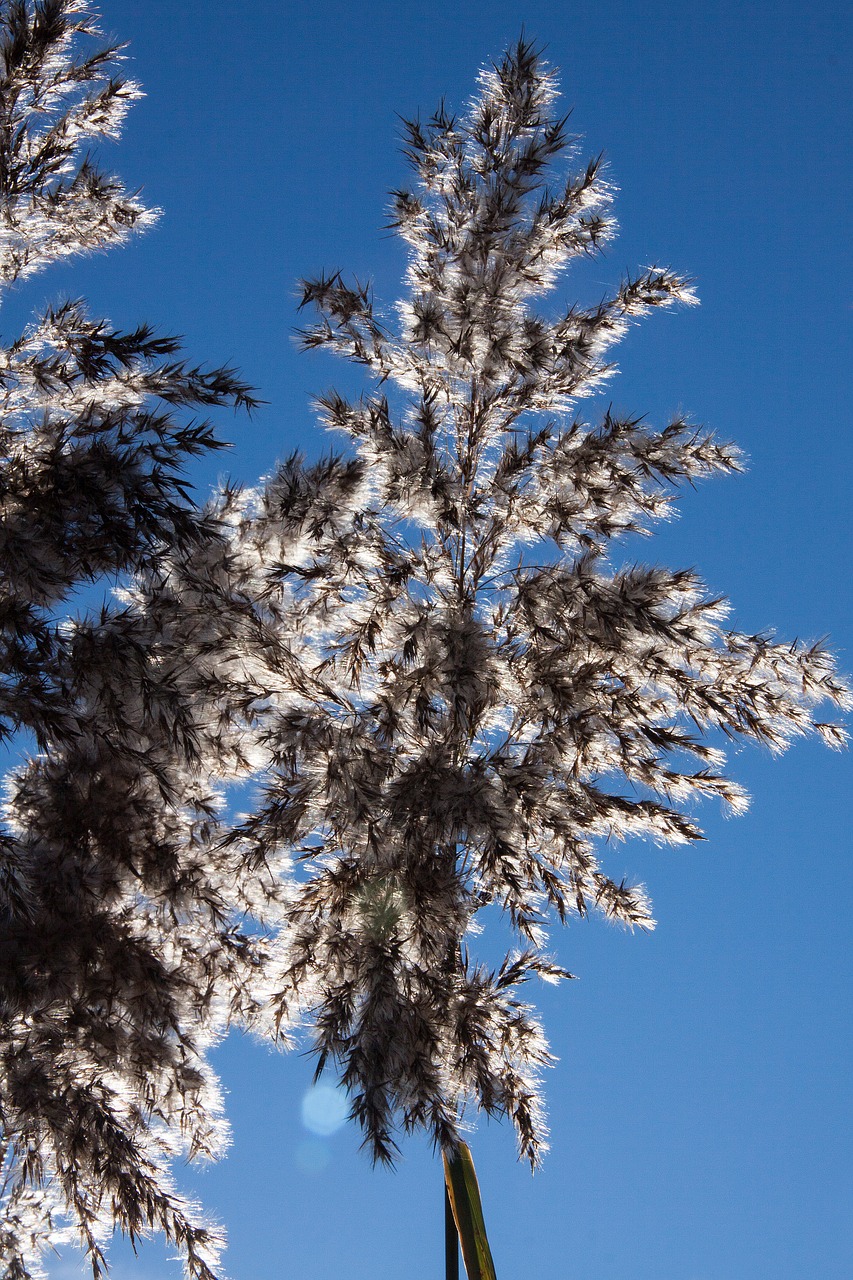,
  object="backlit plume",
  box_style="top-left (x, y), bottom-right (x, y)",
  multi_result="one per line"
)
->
top-left (229, 37), bottom-right (848, 1171)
